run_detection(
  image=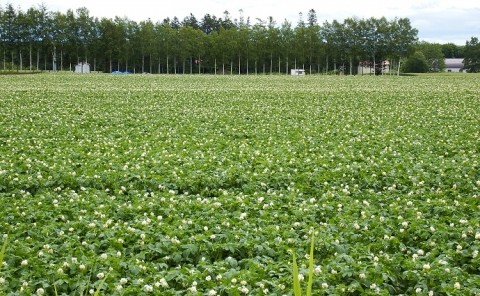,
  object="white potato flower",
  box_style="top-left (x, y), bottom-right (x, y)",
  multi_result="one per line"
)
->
top-left (143, 284), bottom-right (153, 292)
